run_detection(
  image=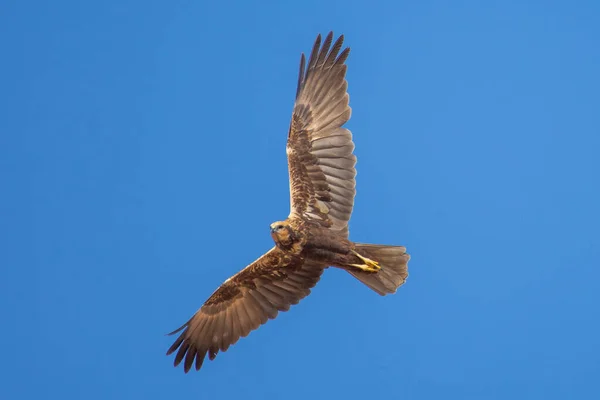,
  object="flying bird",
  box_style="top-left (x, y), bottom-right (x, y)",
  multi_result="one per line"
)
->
top-left (167, 32), bottom-right (410, 373)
